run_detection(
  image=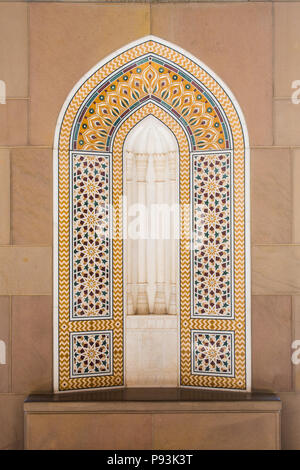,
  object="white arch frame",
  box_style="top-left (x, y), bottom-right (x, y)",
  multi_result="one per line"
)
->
top-left (53, 36), bottom-right (251, 392)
